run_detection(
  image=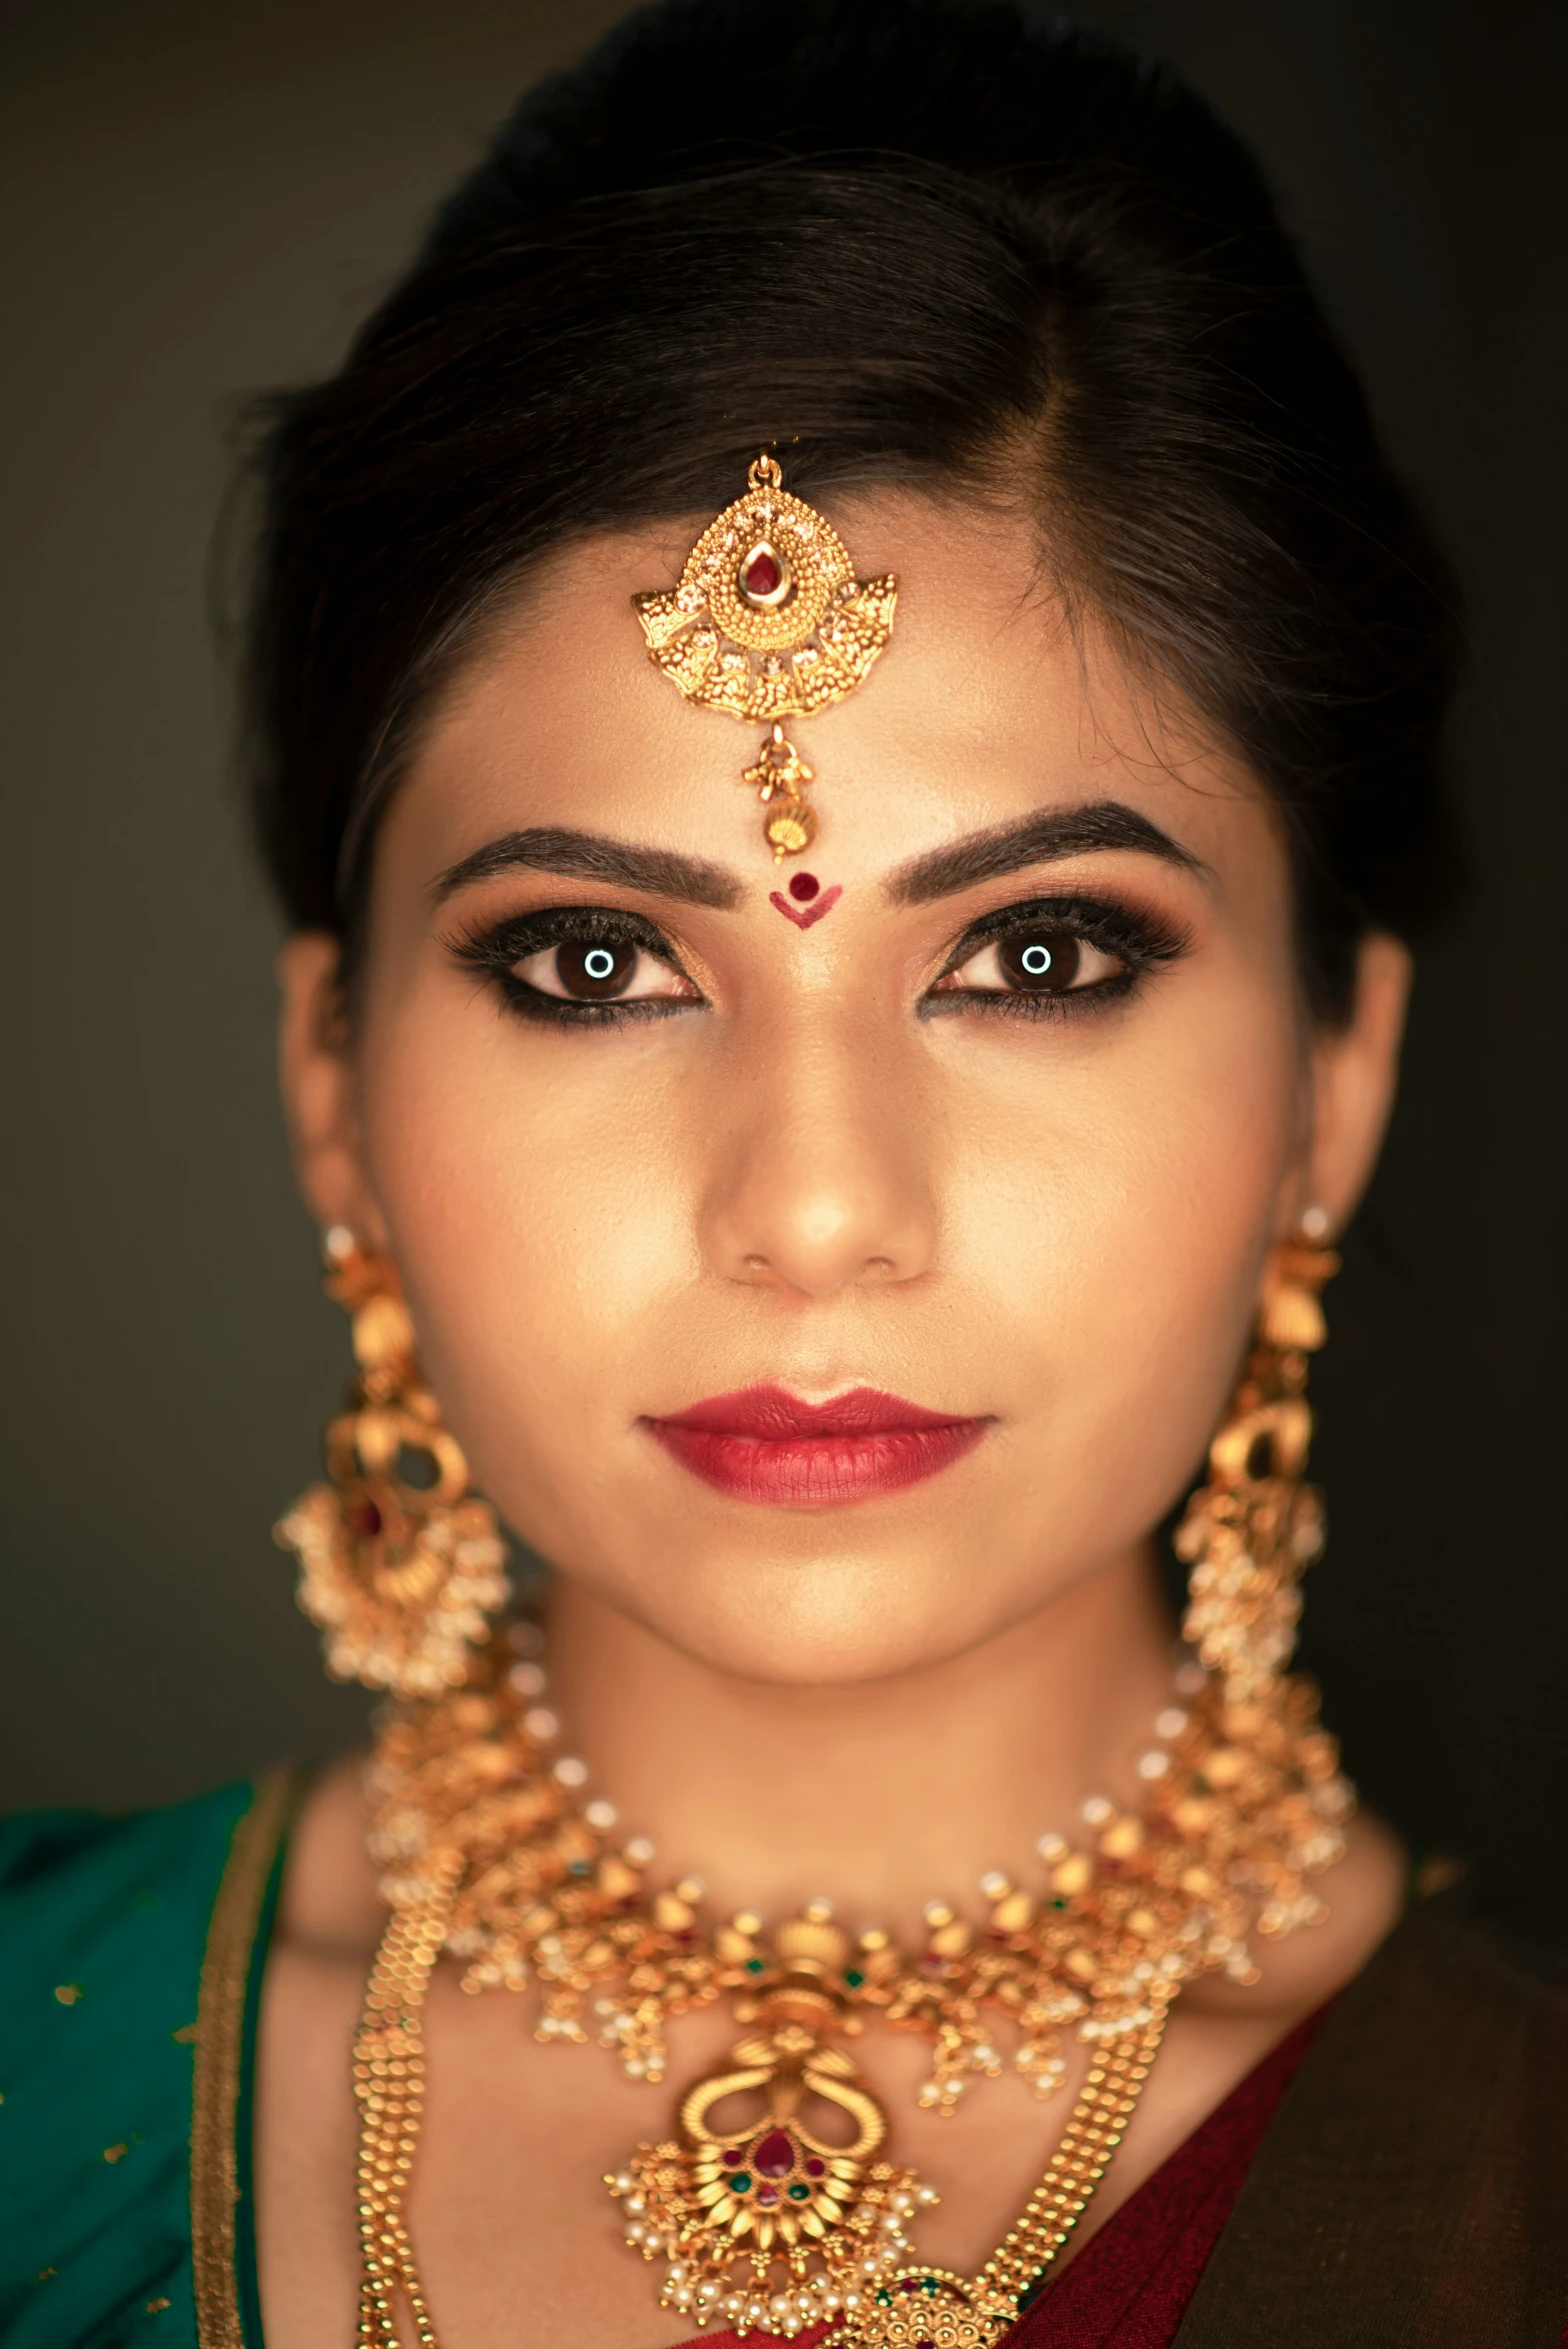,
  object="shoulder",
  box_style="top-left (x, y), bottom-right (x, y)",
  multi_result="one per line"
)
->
top-left (0, 1778), bottom-right (260, 1933)
top-left (0, 1780), bottom-right (278, 2349)
top-left (1176, 1885), bottom-right (1568, 2343)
